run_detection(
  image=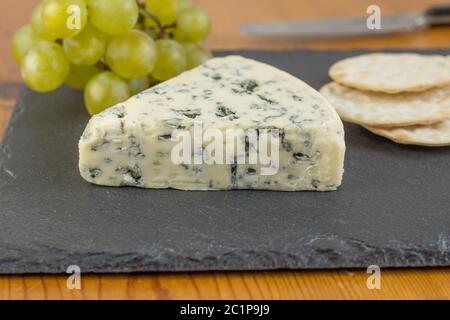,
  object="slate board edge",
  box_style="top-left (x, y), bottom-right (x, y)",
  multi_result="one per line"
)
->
top-left (1, 244), bottom-right (449, 274)
top-left (0, 85), bottom-right (28, 189)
